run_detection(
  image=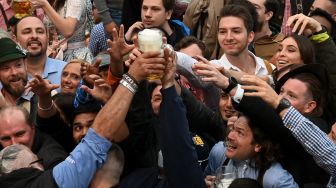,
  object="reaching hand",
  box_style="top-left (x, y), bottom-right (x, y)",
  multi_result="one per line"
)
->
top-left (25, 74), bottom-right (59, 97)
top-left (287, 13), bottom-right (323, 36)
top-left (124, 22), bottom-right (144, 41)
top-left (81, 60), bottom-right (101, 87)
top-left (161, 45), bottom-right (177, 89)
top-left (240, 75), bottom-right (281, 109)
top-left (107, 25), bottom-right (135, 65)
top-left (192, 56), bottom-right (229, 89)
top-left (205, 176), bottom-right (216, 188)
top-left (128, 51), bottom-right (166, 83)
top-left (81, 74), bottom-right (112, 104)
